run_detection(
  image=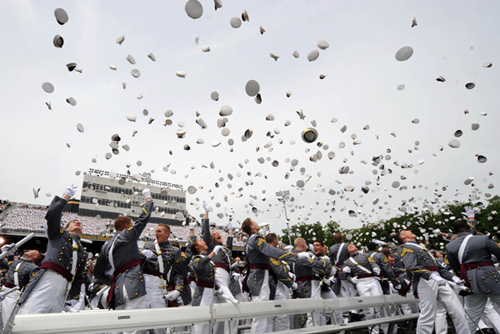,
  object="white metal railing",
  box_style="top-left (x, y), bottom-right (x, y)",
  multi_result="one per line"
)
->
top-left (11, 295), bottom-right (419, 334)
